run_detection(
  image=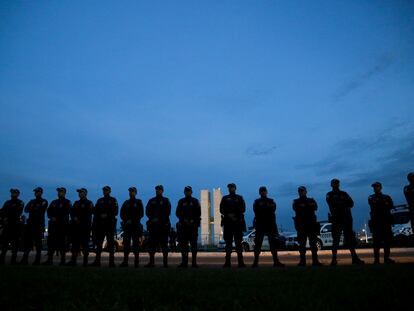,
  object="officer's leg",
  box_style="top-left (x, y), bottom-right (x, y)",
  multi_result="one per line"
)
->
top-left (144, 229), bottom-right (156, 267)
top-left (297, 231), bottom-right (307, 266)
top-left (20, 225), bottom-right (32, 265)
top-left (43, 228), bottom-right (55, 265)
top-left (58, 228), bottom-right (67, 266)
top-left (178, 228), bottom-right (189, 268)
top-left (331, 221), bottom-right (341, 265)
top-left (190, 229), bottom-right (199, 268)
top-left (372, 227), bottom-right (381, 264)
top-left (106, 229), bottom-right (115, 267)
top-left (252, 230), bottom-right (264, 267)
top-left (223, 225), bottom-right (233, 267)
top-left (344, 221), bottom-right (364, 264)
top-left (120, 229), bottom-right (131, 267)
top-left (33, 227), bottom-right (43, 265)
top-left (0, 227), bottom-right (9, 264)
top-left (309, 231), bottom-right (322, 266)
top-left (234, 228), bottom-right (245, 268)
top-left (268, 231), bottom-right (284, 267)
top-left (161, 228), bottom-right (169, 268)
top-left (10, 226), bottom-right (19, 264)
top-left (80, 230), bottom-right (91, 267)
top-left (91, 228), bottom-right (104, 266)
top-left (68, 228), bottom-right (80, 266)
top-left (384, 227), bottom-right (394, 264)
top-left (132, 231), bottom-right (140, 268)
